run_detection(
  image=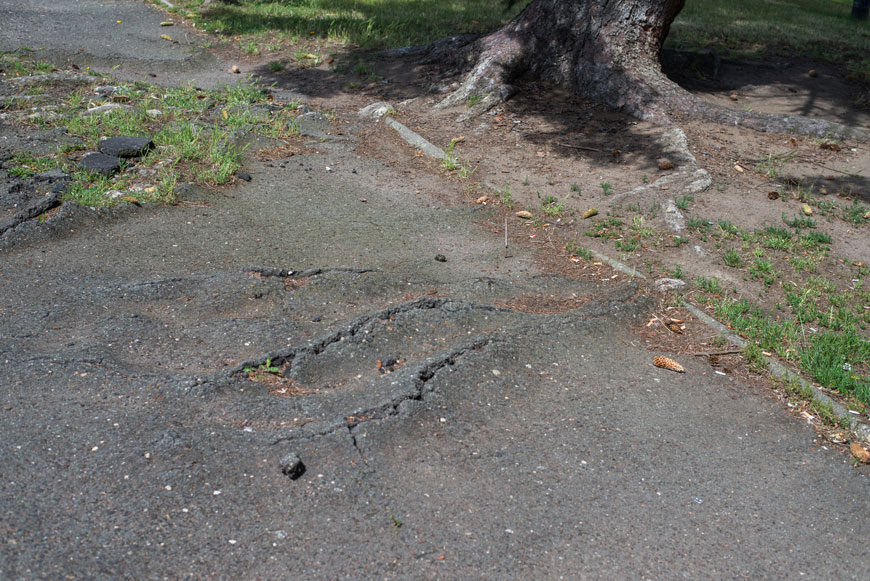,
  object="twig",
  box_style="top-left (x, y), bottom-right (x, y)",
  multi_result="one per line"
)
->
top-left (690, 349), bottom-right (745, 356)
top-left (557, 142), bottom-right (605, 153)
